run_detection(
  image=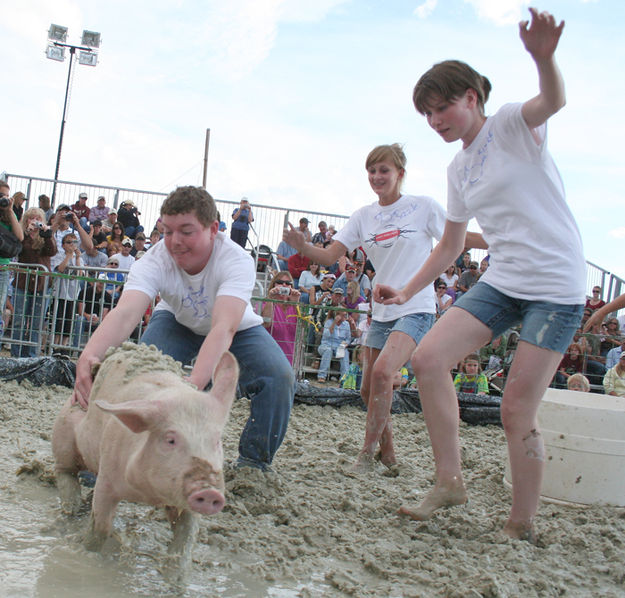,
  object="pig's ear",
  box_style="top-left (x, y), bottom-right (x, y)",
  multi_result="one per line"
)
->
top-left (95, 399), bottom-right (163, 433)
top-left (210, 352), bottom-right (239, 409)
